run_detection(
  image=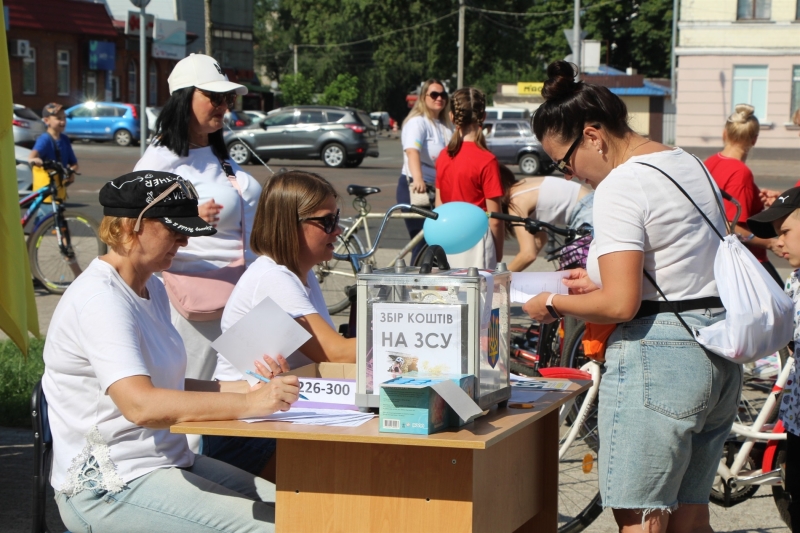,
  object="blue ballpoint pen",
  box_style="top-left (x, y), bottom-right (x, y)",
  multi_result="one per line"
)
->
top-left (246, 370), bottom-right (309, 400)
